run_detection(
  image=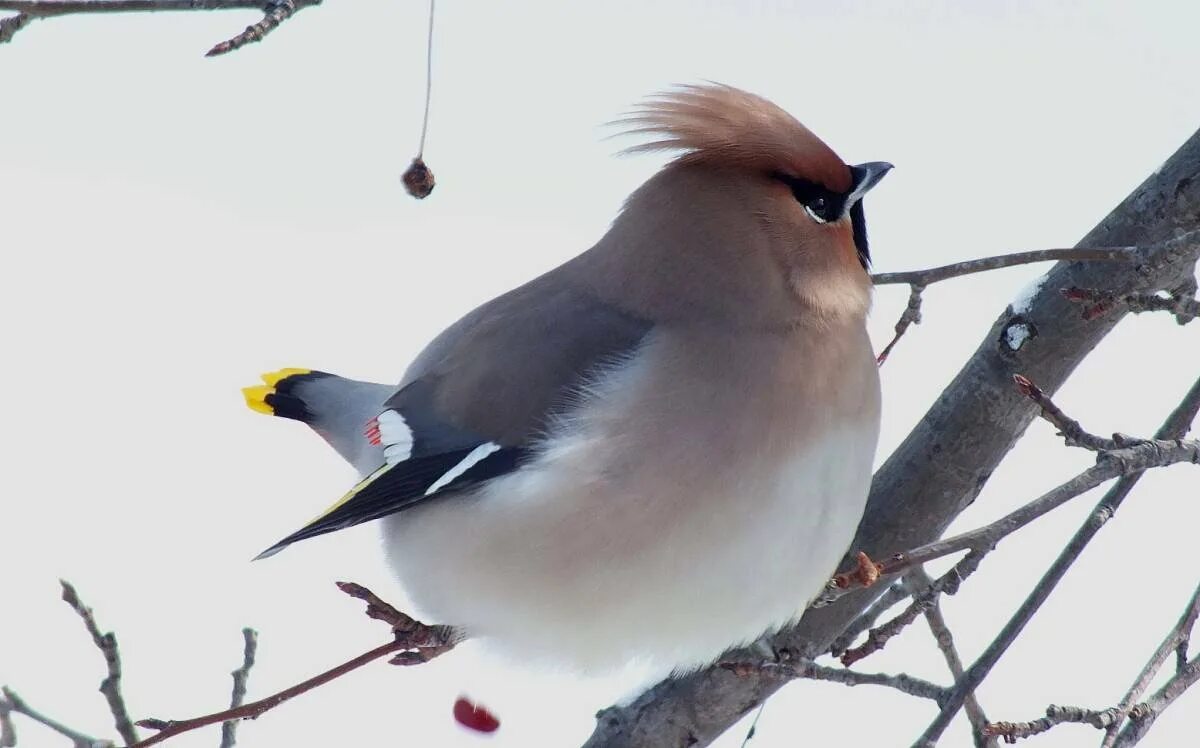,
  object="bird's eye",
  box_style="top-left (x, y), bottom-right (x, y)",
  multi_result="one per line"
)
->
top-left (804, 195), bottom-right (835, 224)
top-left (772, 172), bottom-right (843, 224)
